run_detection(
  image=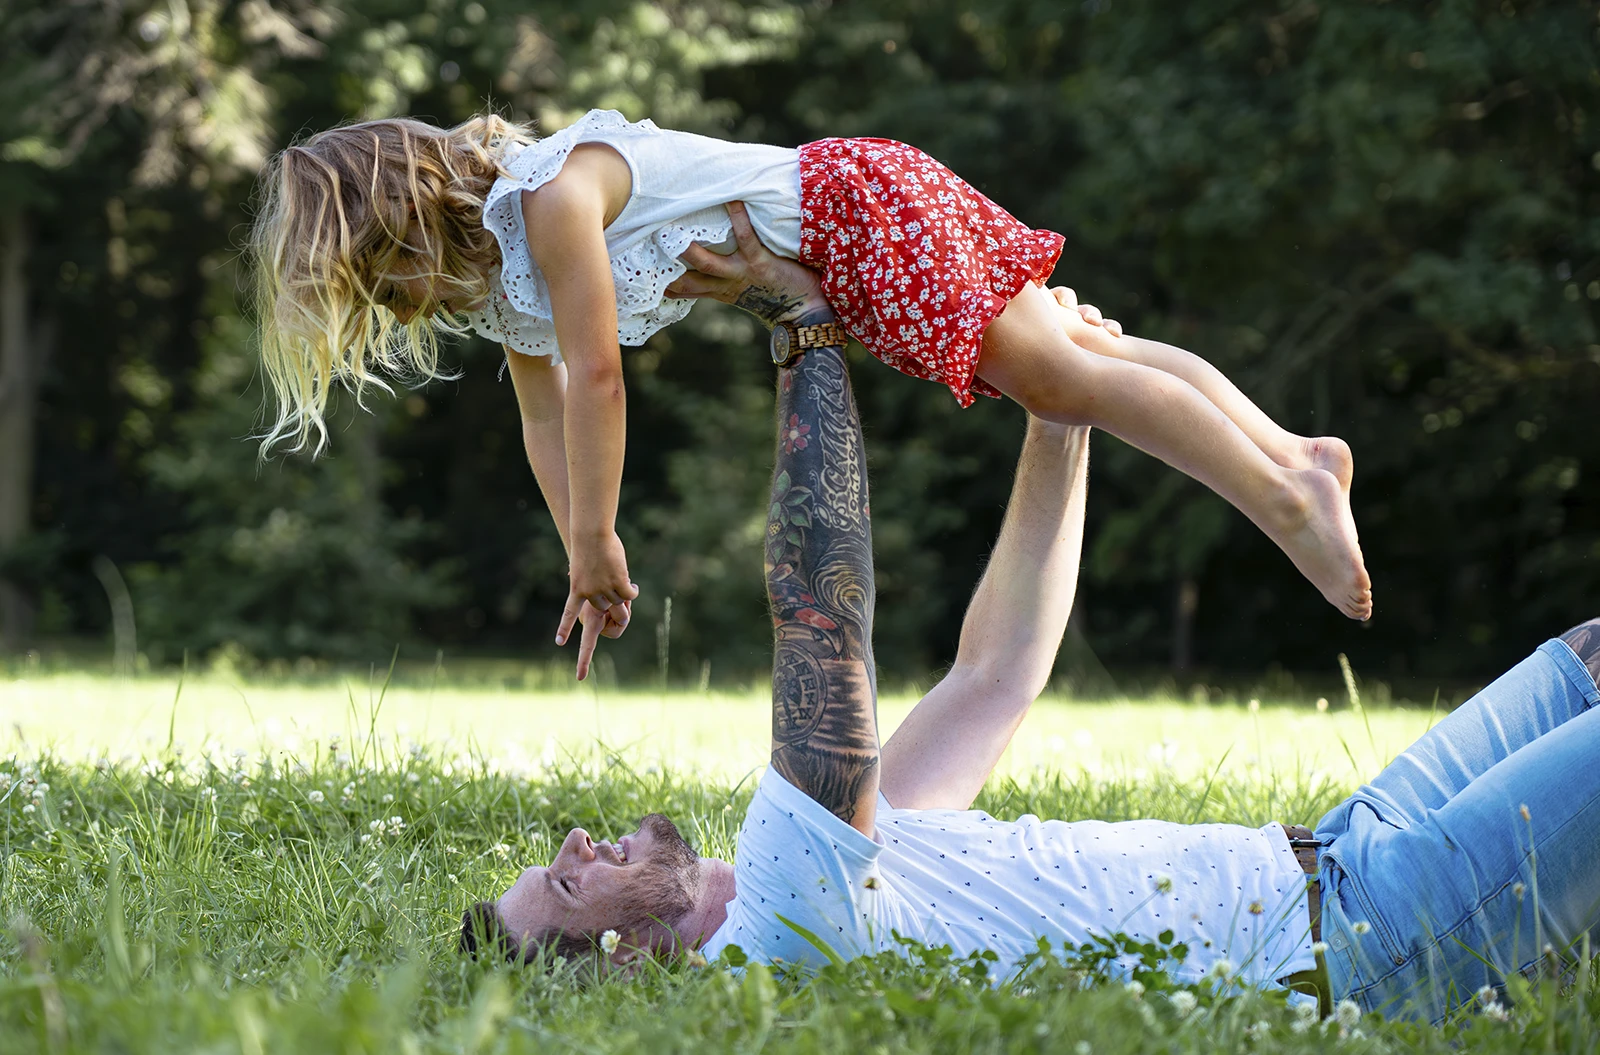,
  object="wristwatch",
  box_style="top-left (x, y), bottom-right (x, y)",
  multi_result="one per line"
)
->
top-left (770, 319), bottom-right (849, 366)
